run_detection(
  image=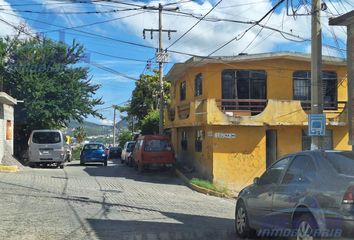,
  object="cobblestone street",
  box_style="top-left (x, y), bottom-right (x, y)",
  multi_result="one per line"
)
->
top-left (0, 159), bottom-right (236, 240)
